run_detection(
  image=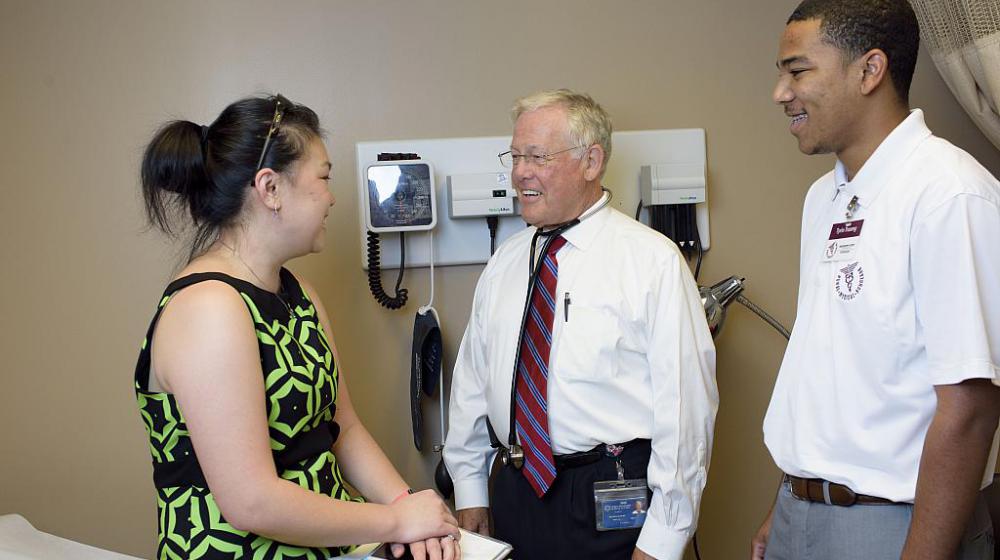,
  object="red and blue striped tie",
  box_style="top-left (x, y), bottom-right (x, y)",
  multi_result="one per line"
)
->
top-left (515, 235), bottom-right (567, 497)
